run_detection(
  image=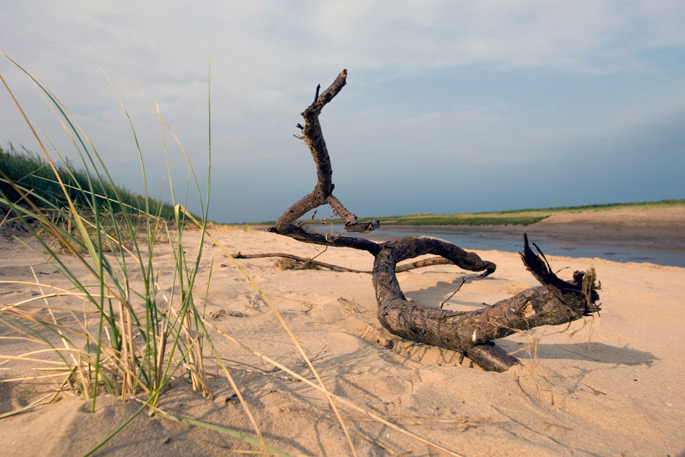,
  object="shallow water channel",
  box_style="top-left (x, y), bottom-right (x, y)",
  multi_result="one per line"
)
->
top-left (309, 225), bottom-right (685, 268)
